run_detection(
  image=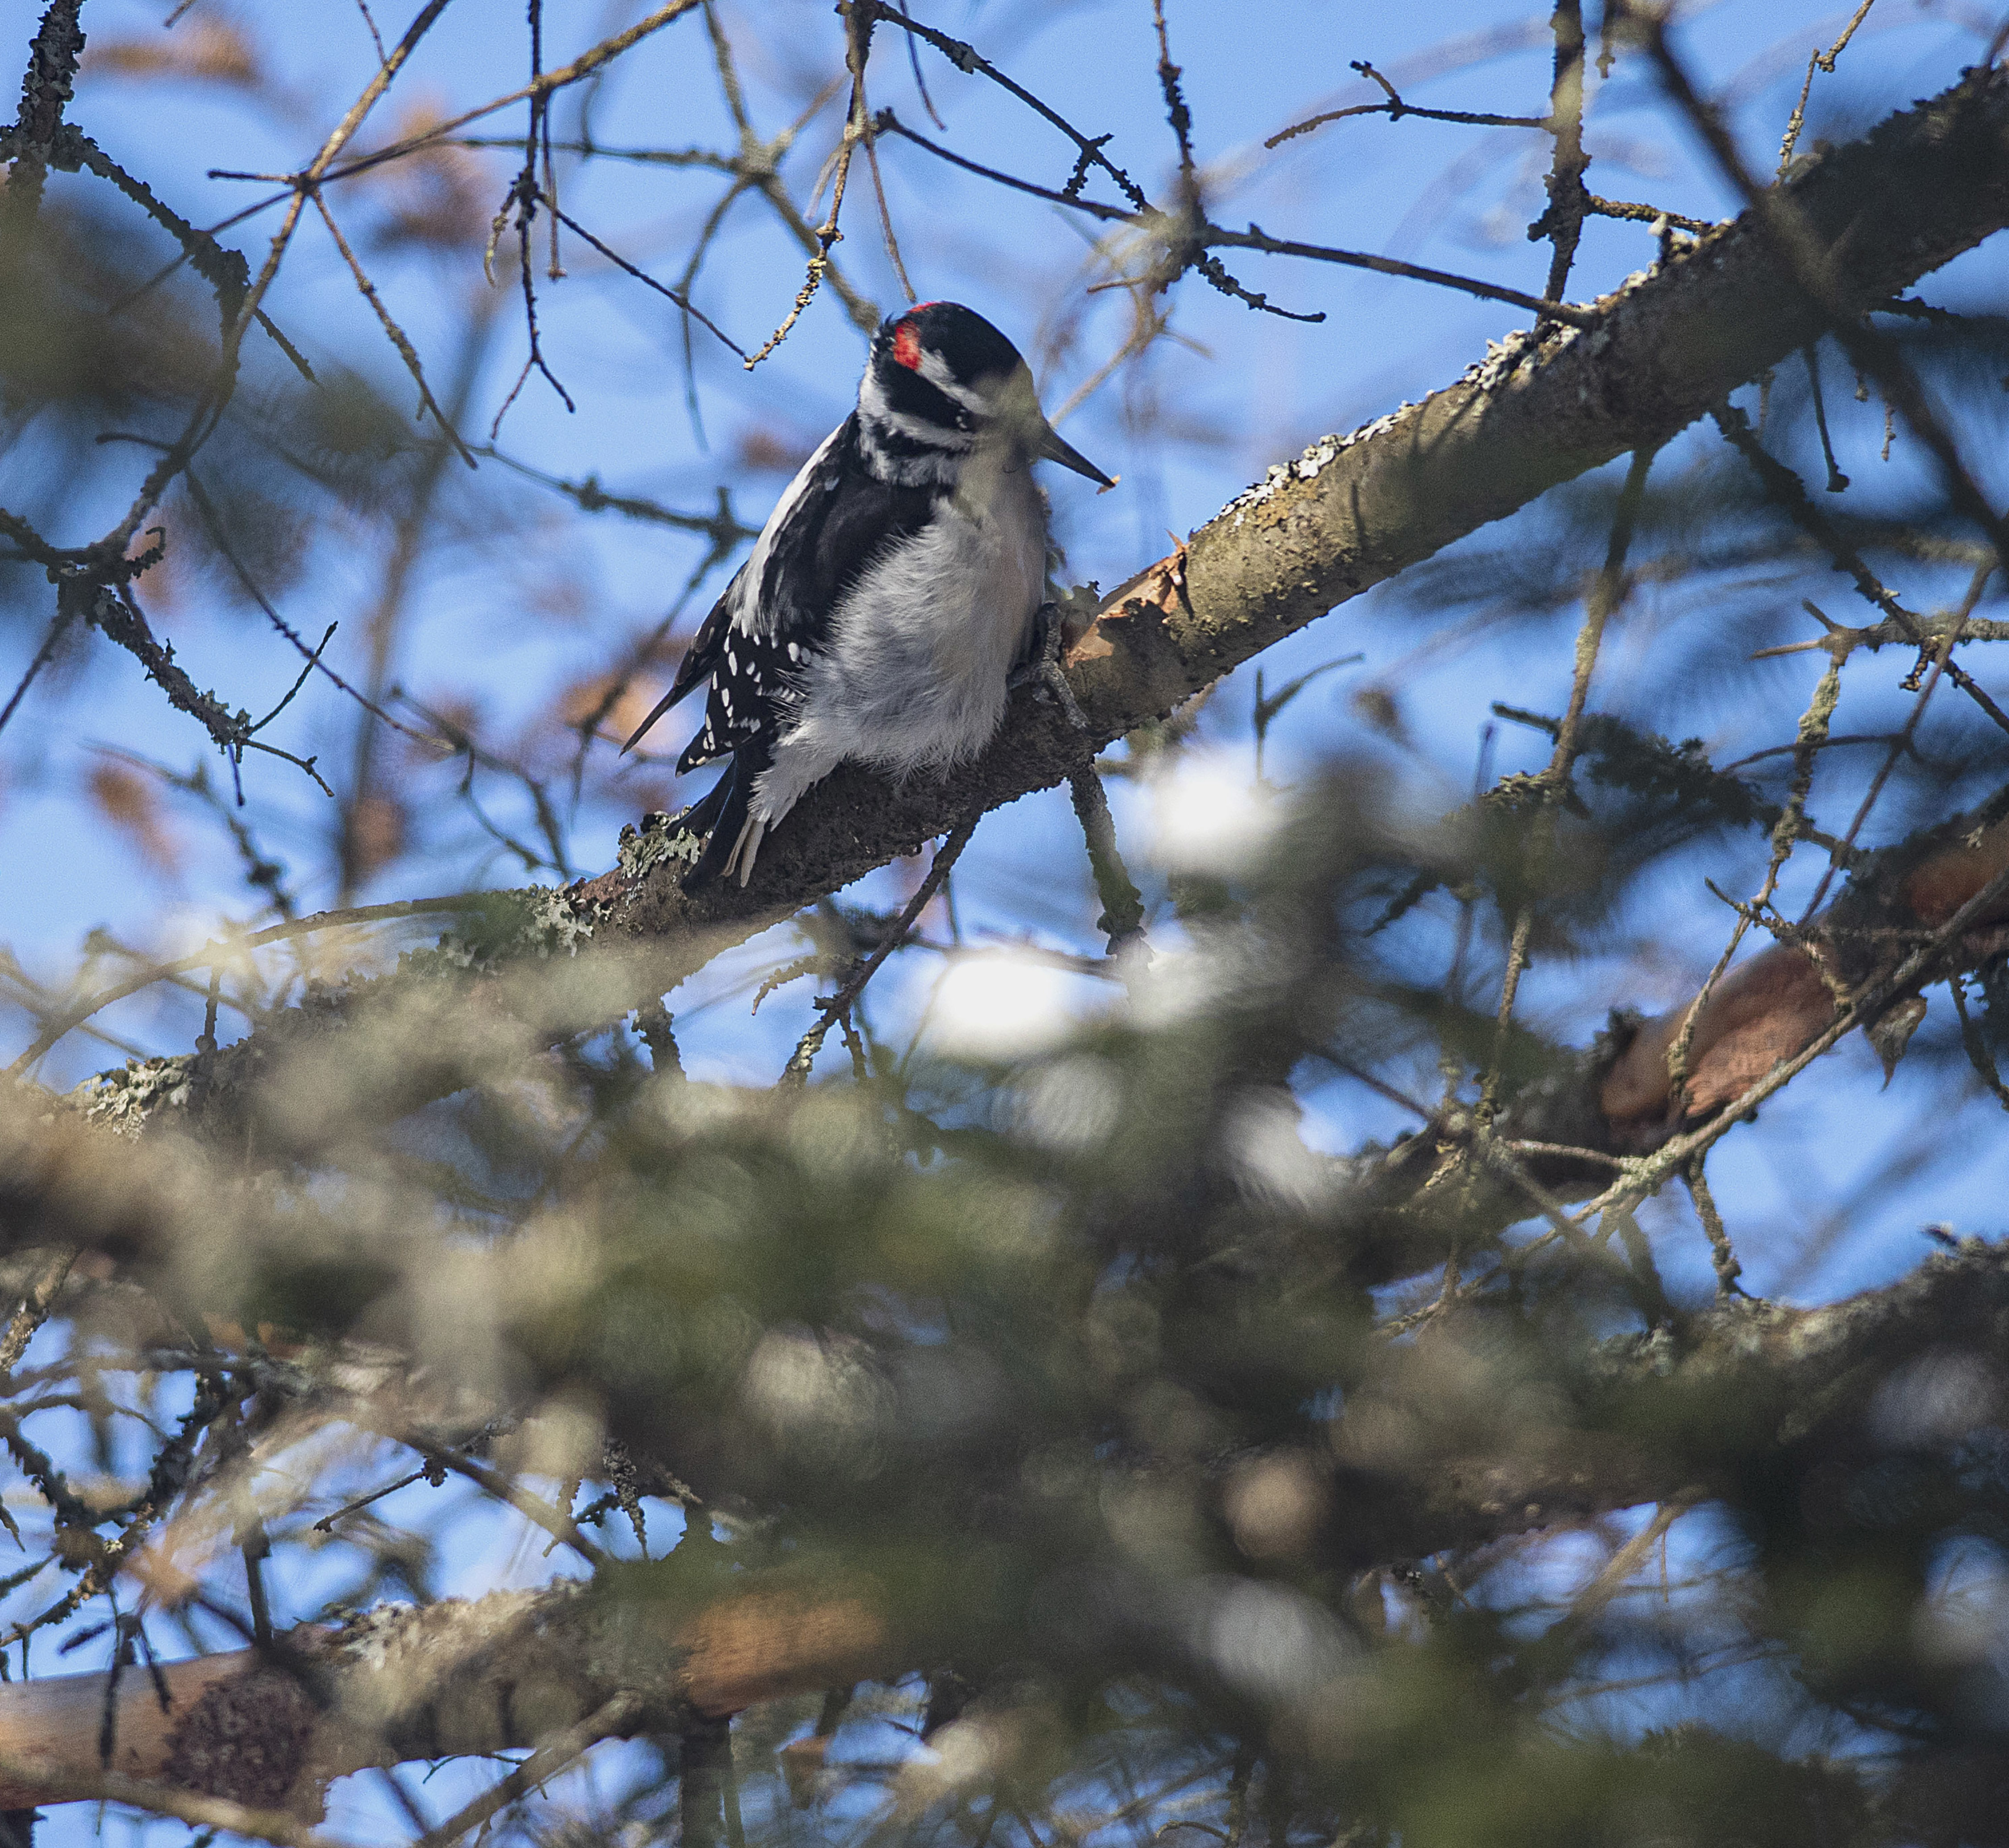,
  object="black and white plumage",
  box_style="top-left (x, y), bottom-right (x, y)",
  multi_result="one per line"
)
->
top-left (623, 301), bottom-right (1113, 888)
